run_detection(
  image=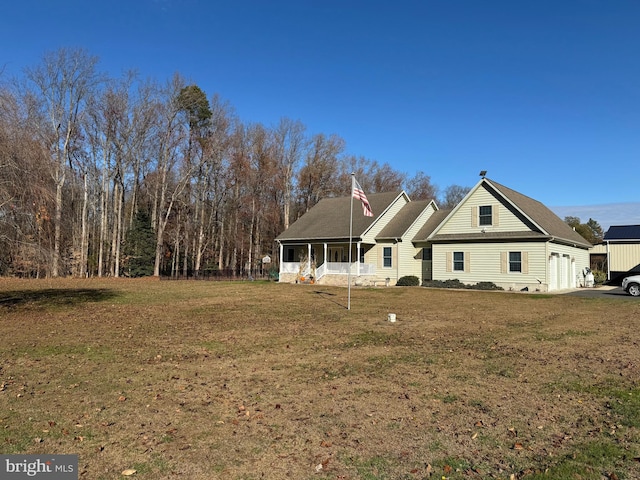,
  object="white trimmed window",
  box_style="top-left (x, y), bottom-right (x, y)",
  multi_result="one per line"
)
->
top-left (447, 251), bottom-right (470, 273)
top-left (501, 251), bottom-right (529, 274)
top-left (479, 205), bottom-right (492, 226)
top-left (383, 247), bottom-right (392, 268)
top-left (453, 252), bottom-right (465, 271)
top-left (509, 252), bottom-right (522, 272)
